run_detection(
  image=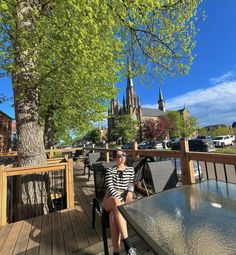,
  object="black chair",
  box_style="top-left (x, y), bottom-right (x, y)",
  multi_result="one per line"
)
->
top-left (73, 149), bottom-right (84, 161)
top-left (142, 160), bottom-right (178, 195)
top-left (91, 162), bottom-right (115, 255)
top-left (87, 152), bottom-right (102, 180)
